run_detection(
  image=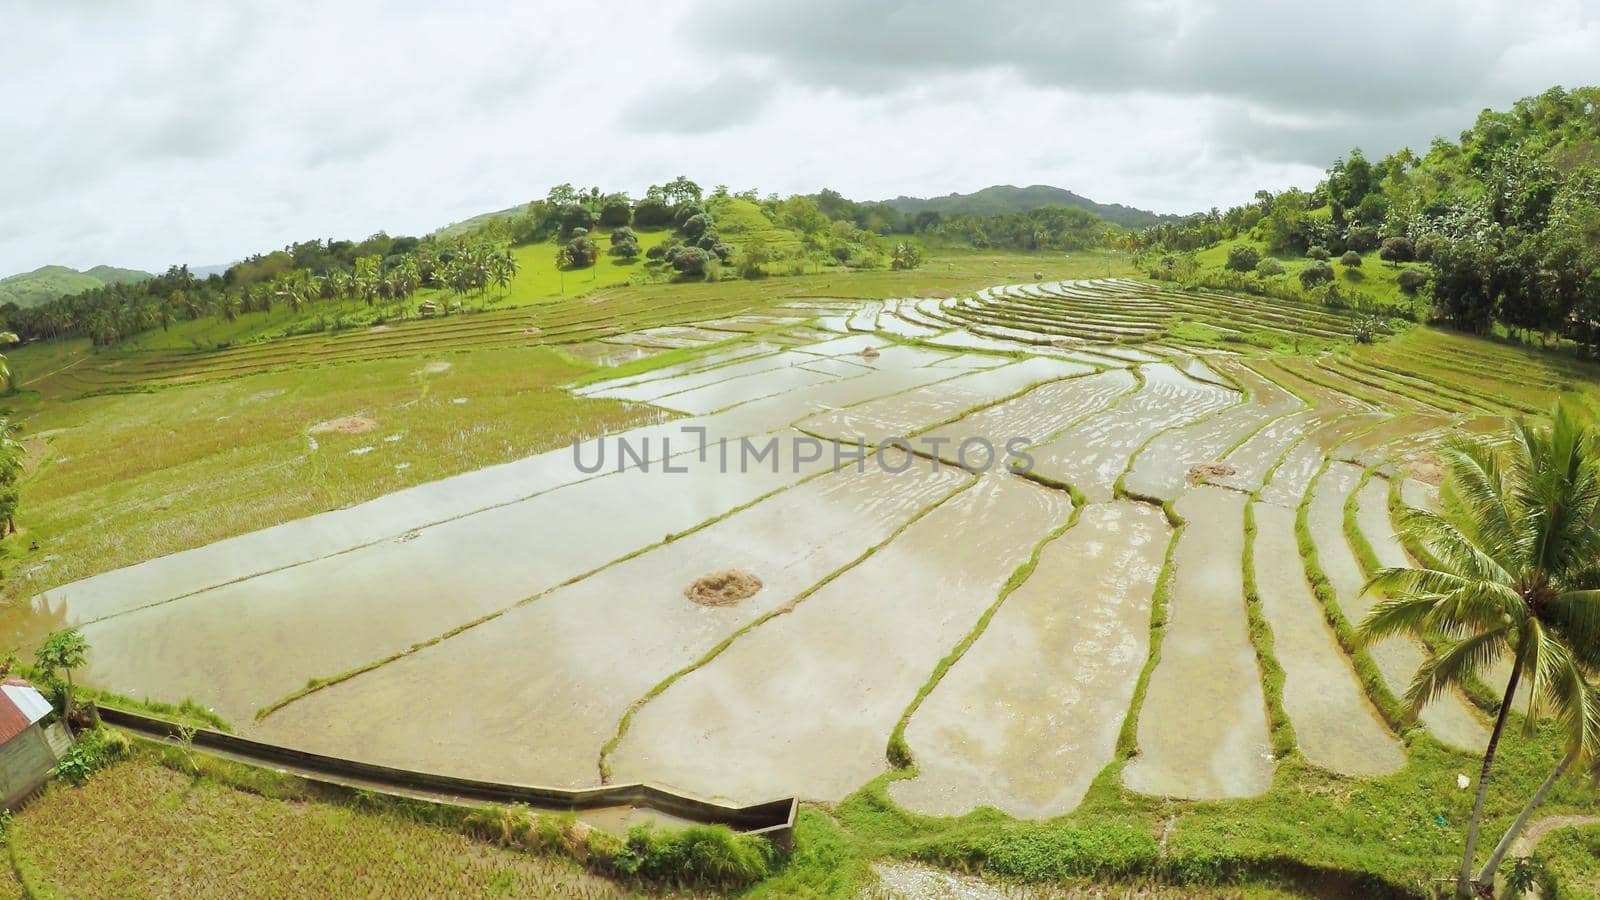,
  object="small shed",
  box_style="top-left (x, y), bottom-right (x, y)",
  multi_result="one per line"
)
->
top-left (0, 679), bottom-right (58, 809)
